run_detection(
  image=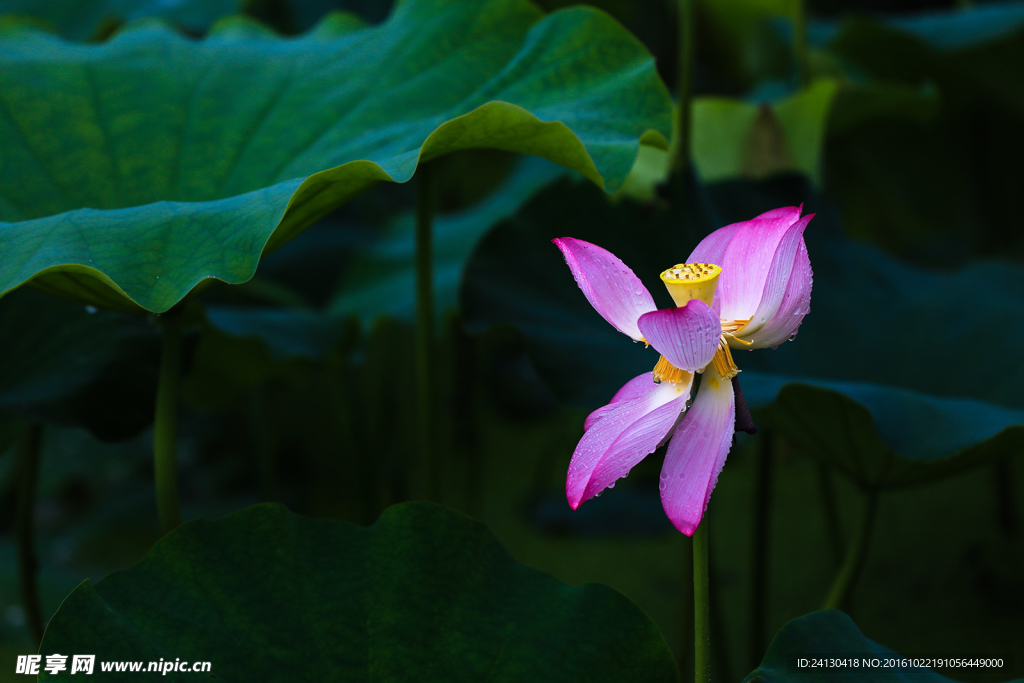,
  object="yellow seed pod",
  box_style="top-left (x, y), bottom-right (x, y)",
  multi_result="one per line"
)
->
top-left (659, 263), bottom-right (721, 307)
